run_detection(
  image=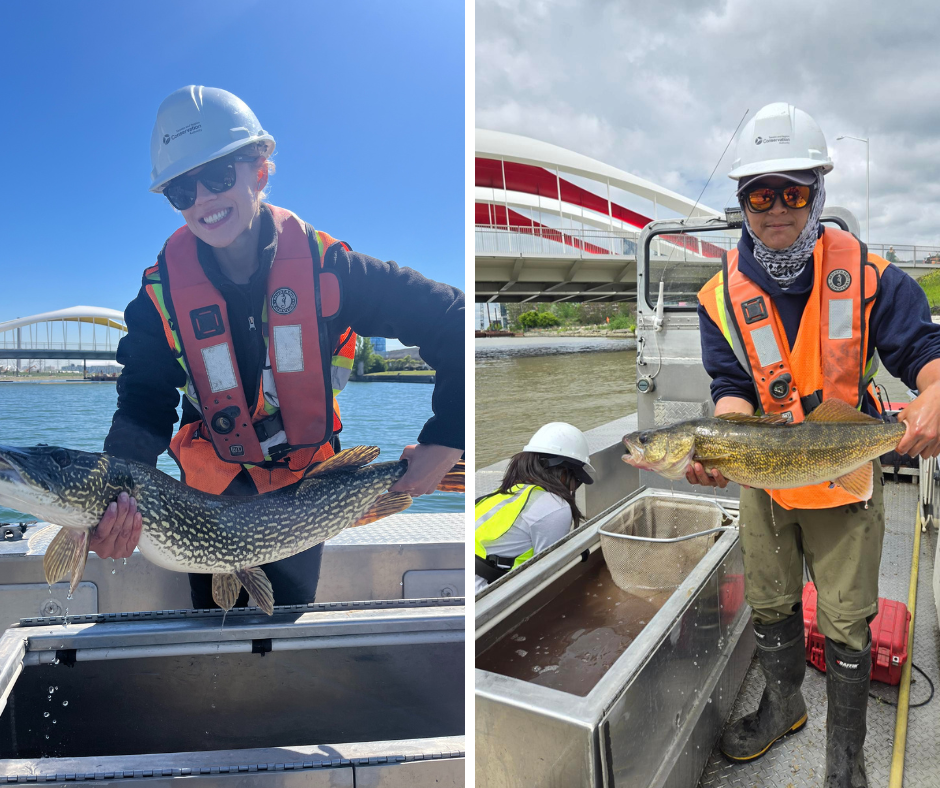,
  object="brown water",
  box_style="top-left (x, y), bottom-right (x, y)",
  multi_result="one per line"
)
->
top-left (476, 560), bottom-right (672, 696)
top-left (475, 337), bottom-right (637, 469)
